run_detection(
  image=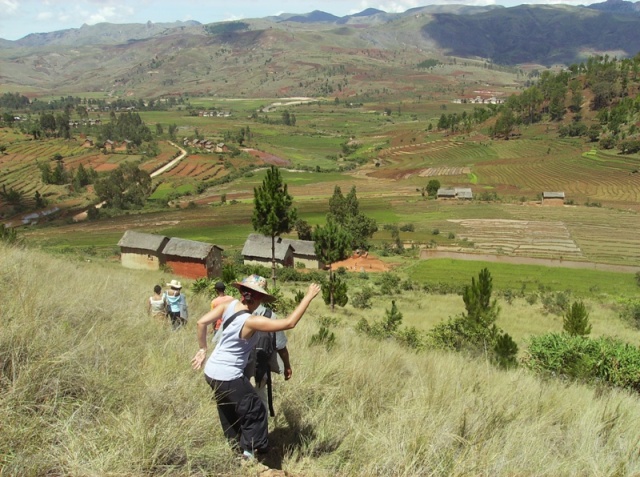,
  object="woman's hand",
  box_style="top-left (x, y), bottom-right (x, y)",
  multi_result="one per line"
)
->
top-left (307, 283), bottom-right (321, 300)
top-left (191, 348), bottom-right (207, 370)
